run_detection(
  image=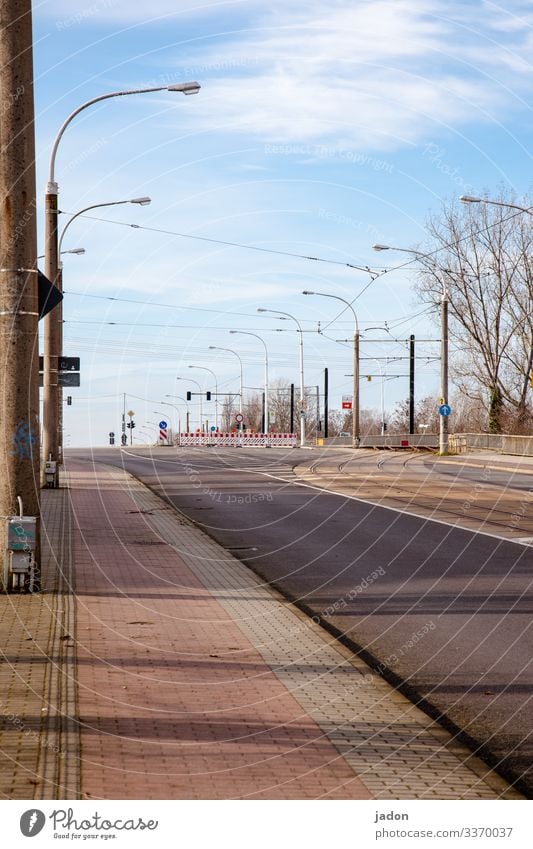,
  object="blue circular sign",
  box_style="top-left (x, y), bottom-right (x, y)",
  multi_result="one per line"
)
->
top-left (158, 420), bottom-right (168, 429)
top-left (439, 404), bottom-right (451, 417)
top-left (210, 426), bottom-right (216, 432)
